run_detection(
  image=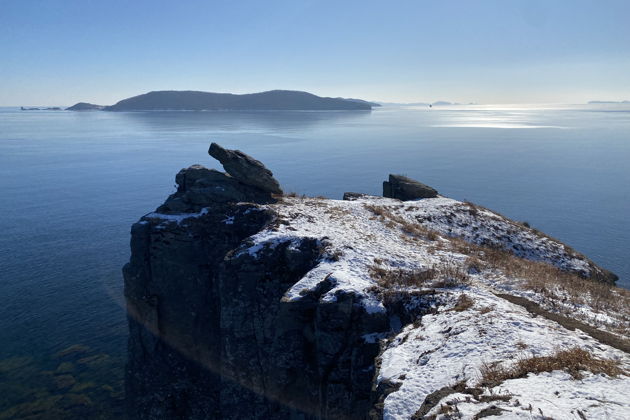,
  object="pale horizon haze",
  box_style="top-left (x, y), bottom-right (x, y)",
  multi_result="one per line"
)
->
top-left (1, 0), bottom-right (629, 106)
